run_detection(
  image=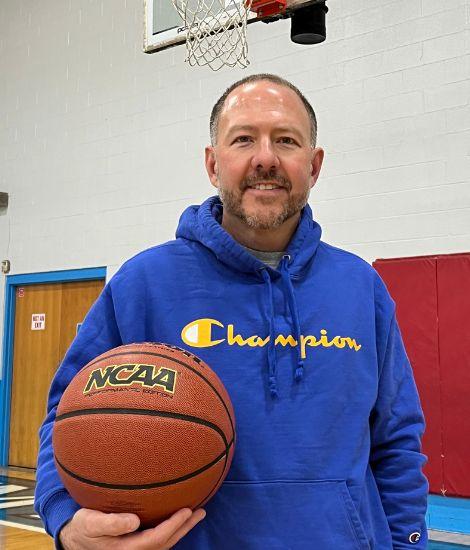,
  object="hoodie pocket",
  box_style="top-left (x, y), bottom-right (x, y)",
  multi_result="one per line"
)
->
top-left (190, 479), bottom-right (370, 550)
